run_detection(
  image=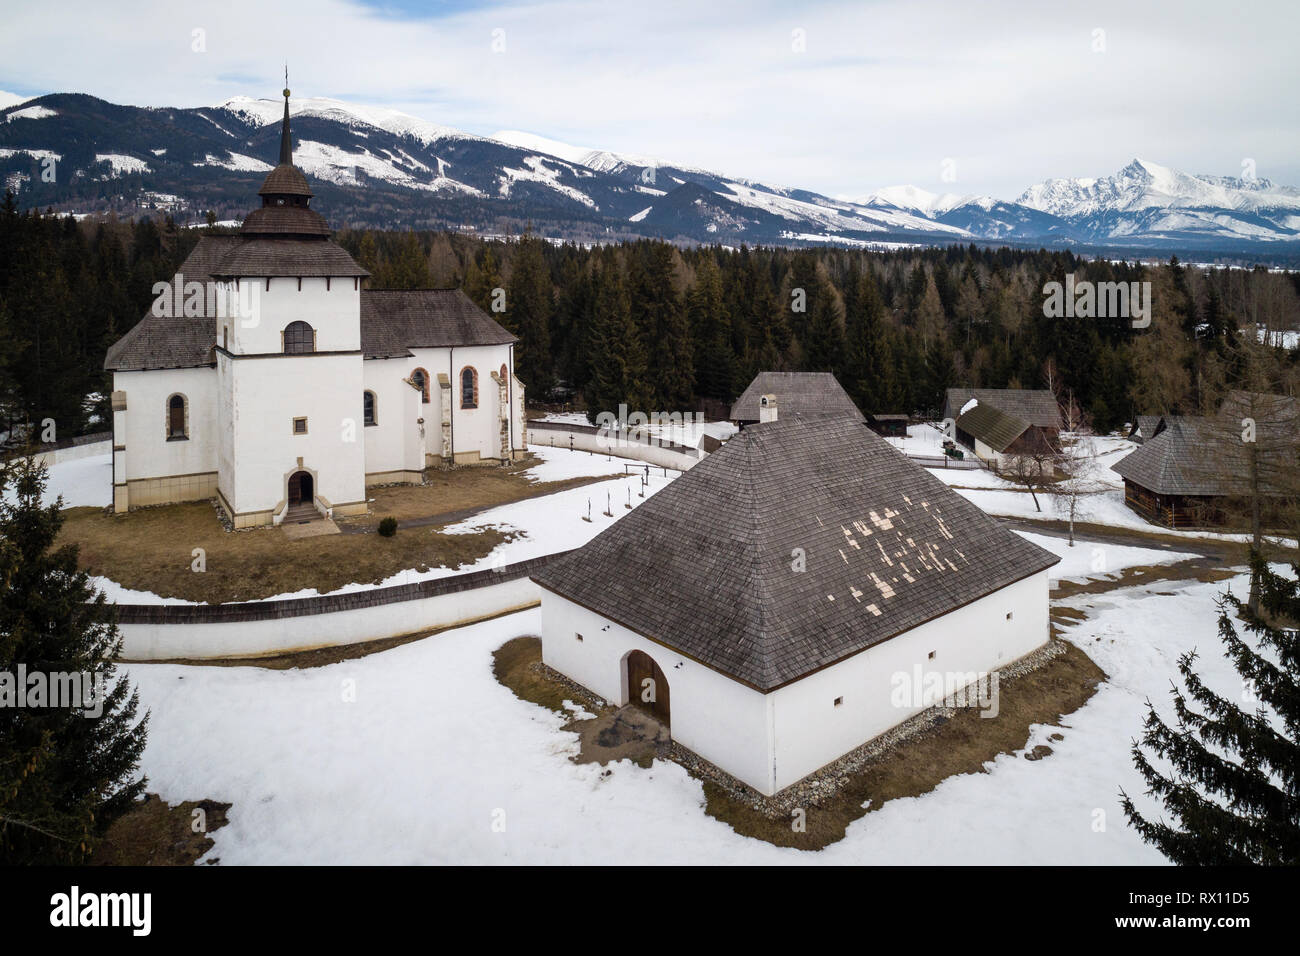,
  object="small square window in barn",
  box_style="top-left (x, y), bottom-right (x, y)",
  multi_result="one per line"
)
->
top-left (575, 633), bottom-right (583, 642)
top-left (1006, 612), bottom-right (1013, 621)
top-left (833, 696), bottom-right (843, 707)
top-left (927, 650), bottom-right (936, 660)
top-left (293, 417), bottom-right (308, 435)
